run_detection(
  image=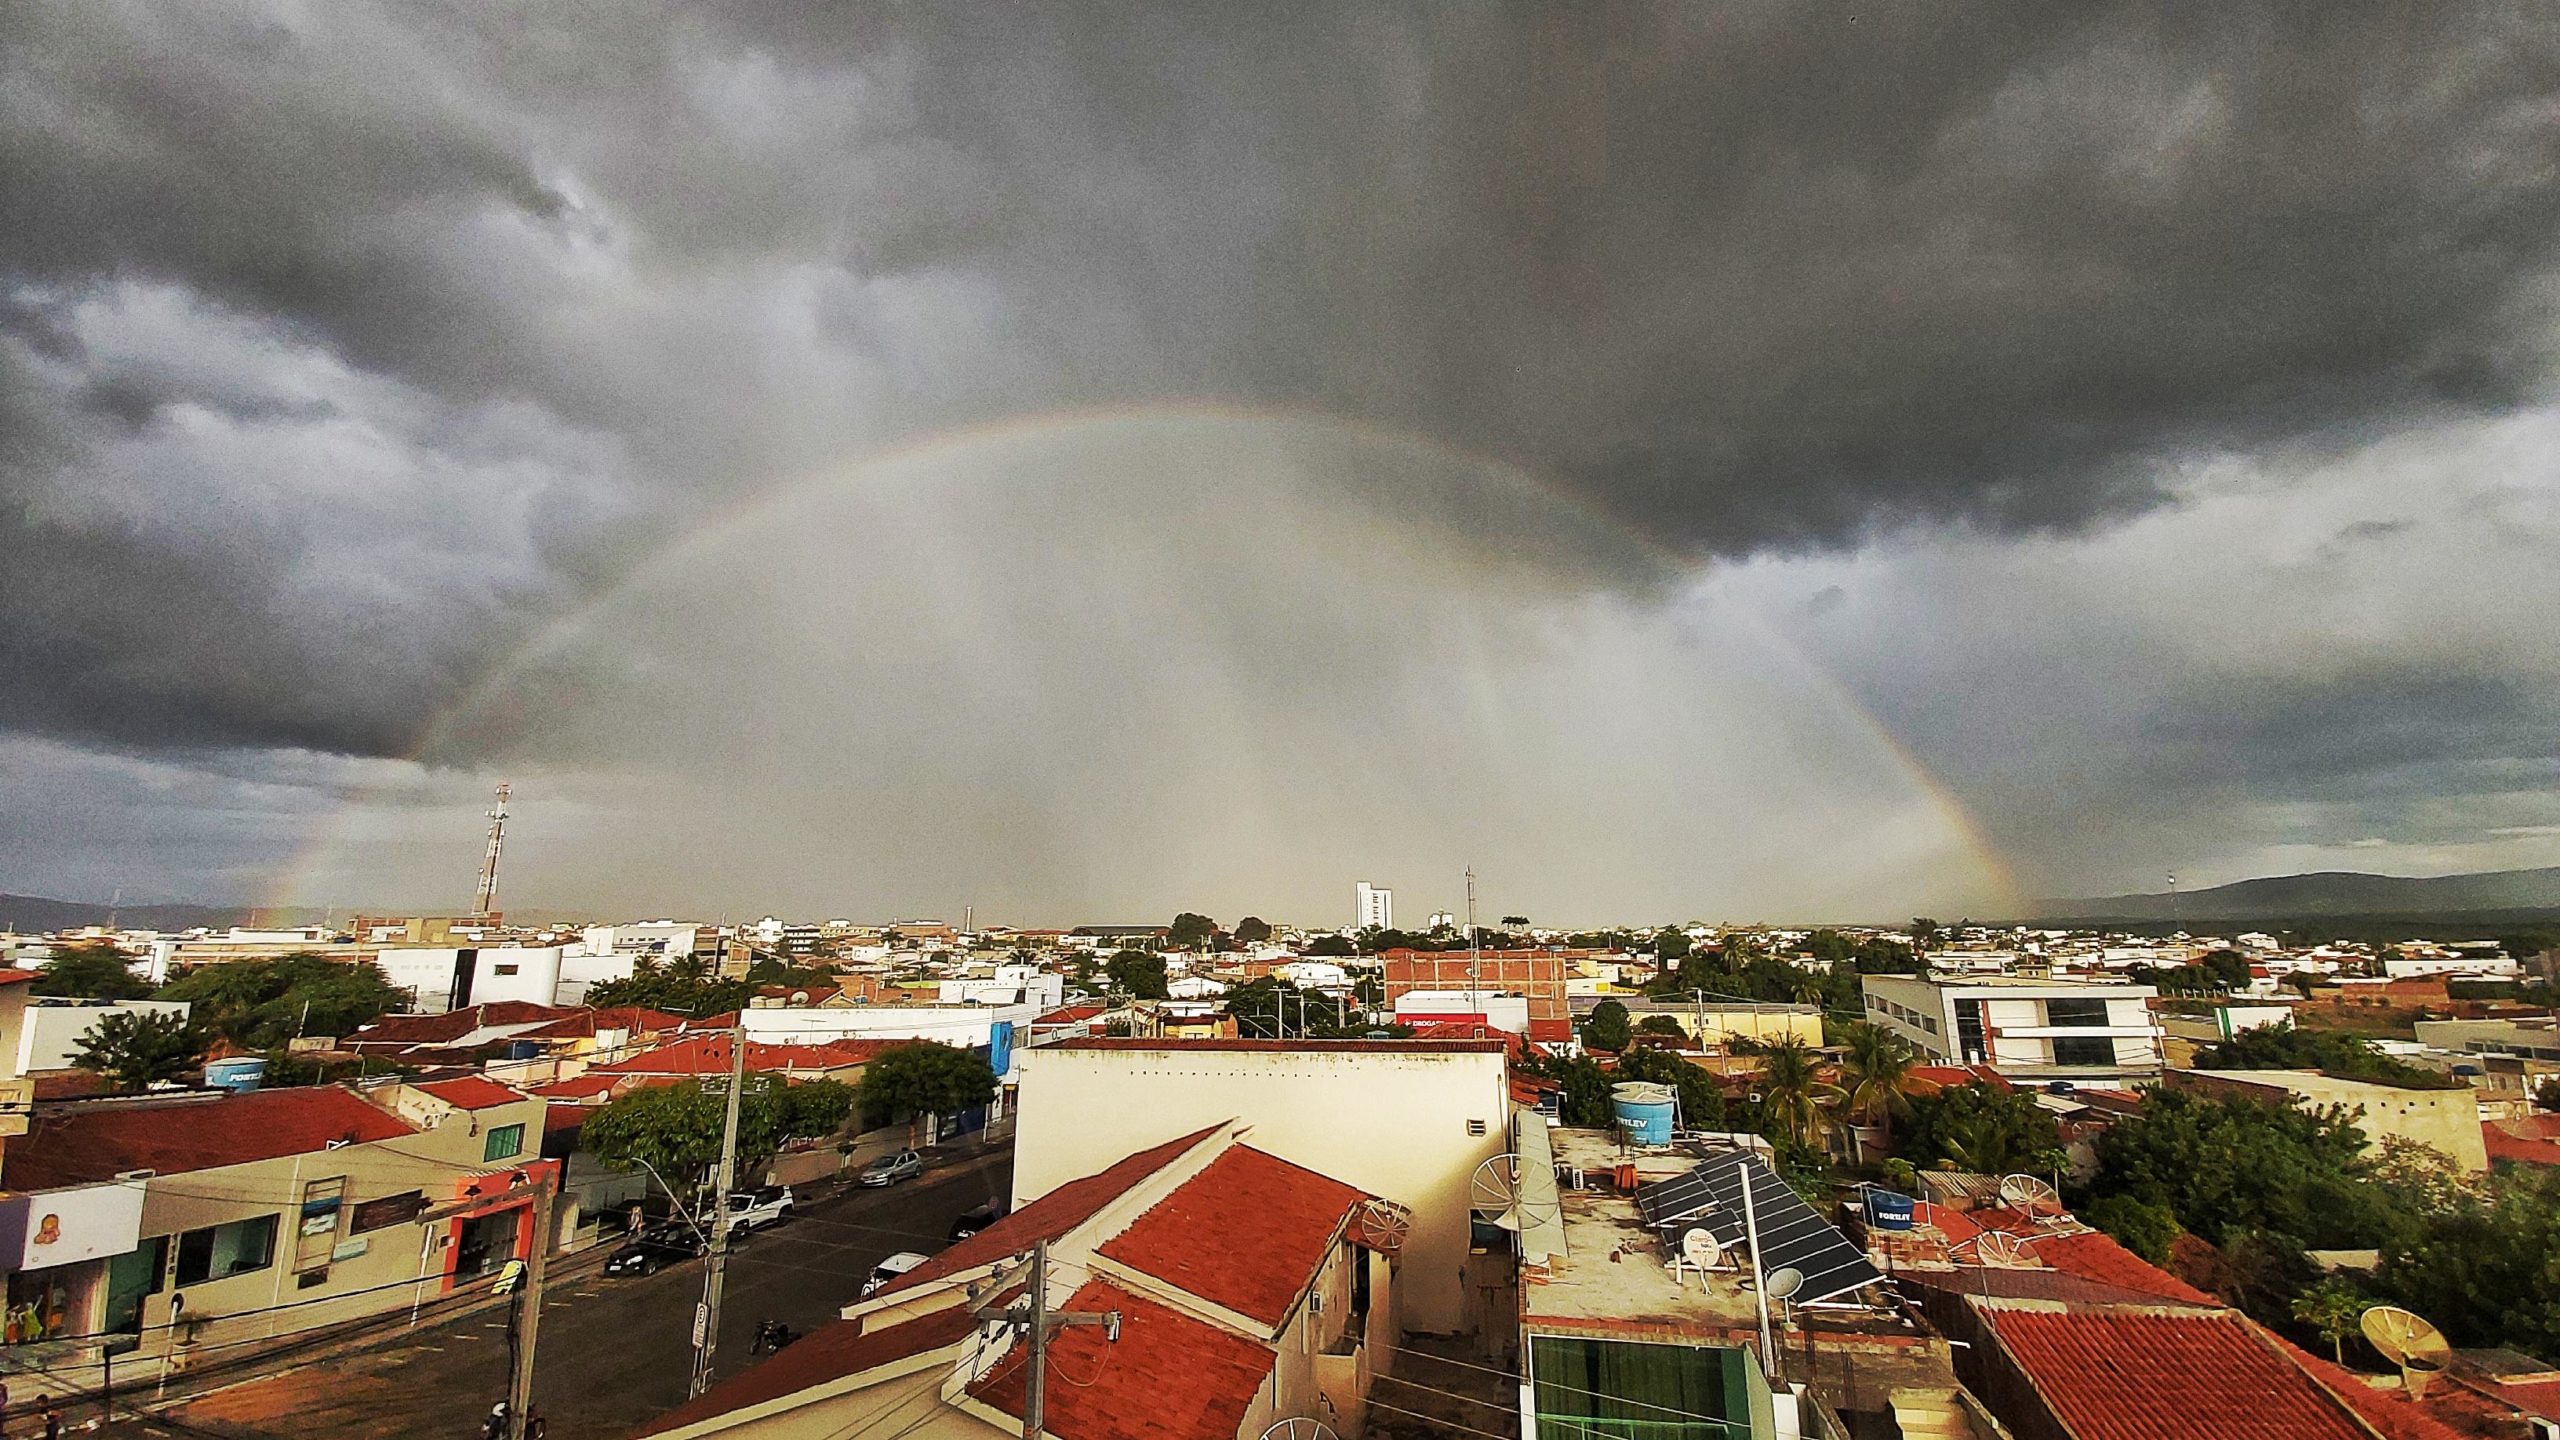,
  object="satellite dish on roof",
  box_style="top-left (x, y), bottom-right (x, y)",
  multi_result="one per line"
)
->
top-left (1765, 1267), bottom-right (1805, 1300)
top-left (1470, 1155), bottom-right (1557, 1230)
top-left (2360, 1306), bottom-right (2452, 1397)
top-left (1260, 1421), bottom-right (1338, 1440)
top-left (1997, 1174), bottom-right (2063, 1217)
top-left (1681, 1228), bottom-right (1725, 1272)
top-left (1975, 1232), bottom-right (2035, 1268)
top-left (1355, 1198), bottom-right (1411, 1255)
